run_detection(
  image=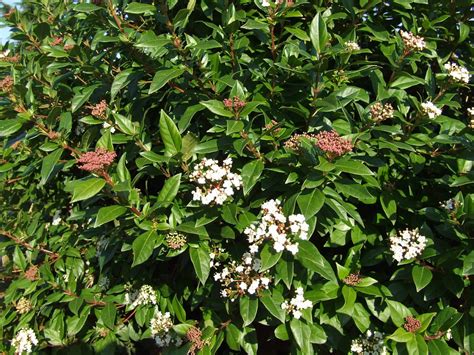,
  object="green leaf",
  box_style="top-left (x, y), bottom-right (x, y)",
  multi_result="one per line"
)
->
top-left (132, 230), bottom-right (158, 267)
top-left (290, 318), bottom-right (312, 353)
top-left (181, 133), bottom-right (199, 161)
top-left (111, 69), bottom-right (135, 99)
top-left (124, 2), bottom-right (156, 15)
top-left (114, 113), bottom-right (136, 136)
top-left (189, 245), bottom-right (211, 285)
top-left (296, 240), bottom-right (337, 282)
top-left (240, 297), bottom-right (258, 326)
top-left (309, 323), bottom-right (327, 344)
top-left (102, 303), bottom-right (116, 330)
top-left (157, 173), bottom-right (181, 204)
top-left (160, 110), bottom-right (182, 156)
top-left (296, 189), bottom-right (325, 219)
top-left (334, 159), bottom-right (374, 176)
top-left (407, 334), bottom-right (428, 355)
top-left (226, 120), bottom-right (244, 135)
top-left (337, 286), bottom-right (357, 316)
top-left (13, 246), bottom-right (27, 271)
top-left (149, 68), bottom-right (185, 94)
top-left (463, 250), bottom-right (474, 276)
top-left (259, 243), bottom-right (282, 271)
top-left (200, 100), bottom-right (234, 117)
top-left (387, 327), bottom-right (415, 342)
top-left (334, 180), bottom-right (376, 204)
top-left (73, 3), bottom-right (101, 12)
top-left (274, 324), bottom-right (289, 340)
top-left (417, 313), bottom-right (436, 333)
top-left (260, 289), bottom-right (286, 323)
top-left (71, 84), bottom-right (100, 113)
top-left (40, 148), bottom-right (63, 185)
top-left (225, 324), bottom-right (241, 351)
top-left (286, 27), bottom-right (310, 41)
top-left (0, 119), bottom-right (23, 137)
top-left (241, 160), bottom-right (264, 196)
top-left (310, 13), bottom-right (329, 57)
top-left (94, 206), bottom-right (127, 228)
top-left (386, 300), bottom-right (411, 327)
top-left (412, 265), bottom-right (433, 292)
top-left (389, 73), bottom-right (425, 90)
top-left (241, 326), bottom-right (258, 355)
top-left (71, 178), bottom-right (106, 202)
top-left (380, 191), bottom-right (397, 224)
